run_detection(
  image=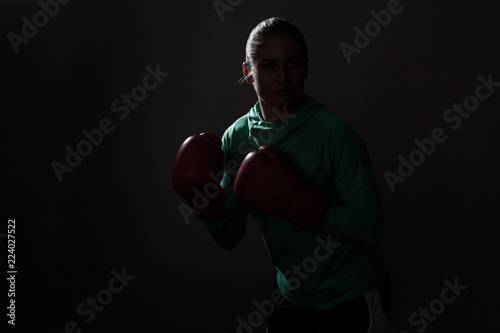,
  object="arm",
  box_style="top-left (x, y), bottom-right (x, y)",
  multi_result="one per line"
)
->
top-left (317, 123), bottom-right (384, 246)
top-left (204, 169), bottom-right (248, 251)
top-left (204, 132), bottom-right (249, 251)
